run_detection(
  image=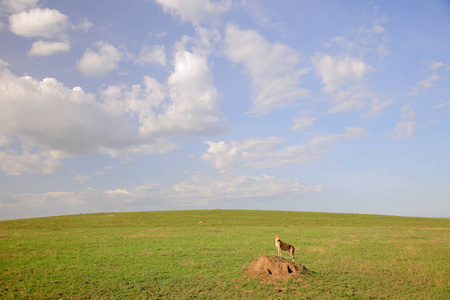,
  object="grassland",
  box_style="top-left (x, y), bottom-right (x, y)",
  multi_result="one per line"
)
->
top-left (1, 210), bottom-right (449, 299)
